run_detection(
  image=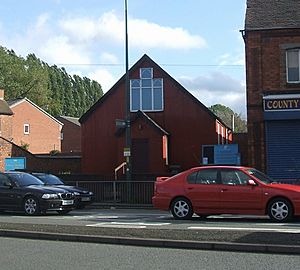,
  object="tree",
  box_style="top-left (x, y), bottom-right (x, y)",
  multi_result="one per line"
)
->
top-left (0, 45), bottom-right (103, 118)
top-left (209, 104), bottom-right (247, 133)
